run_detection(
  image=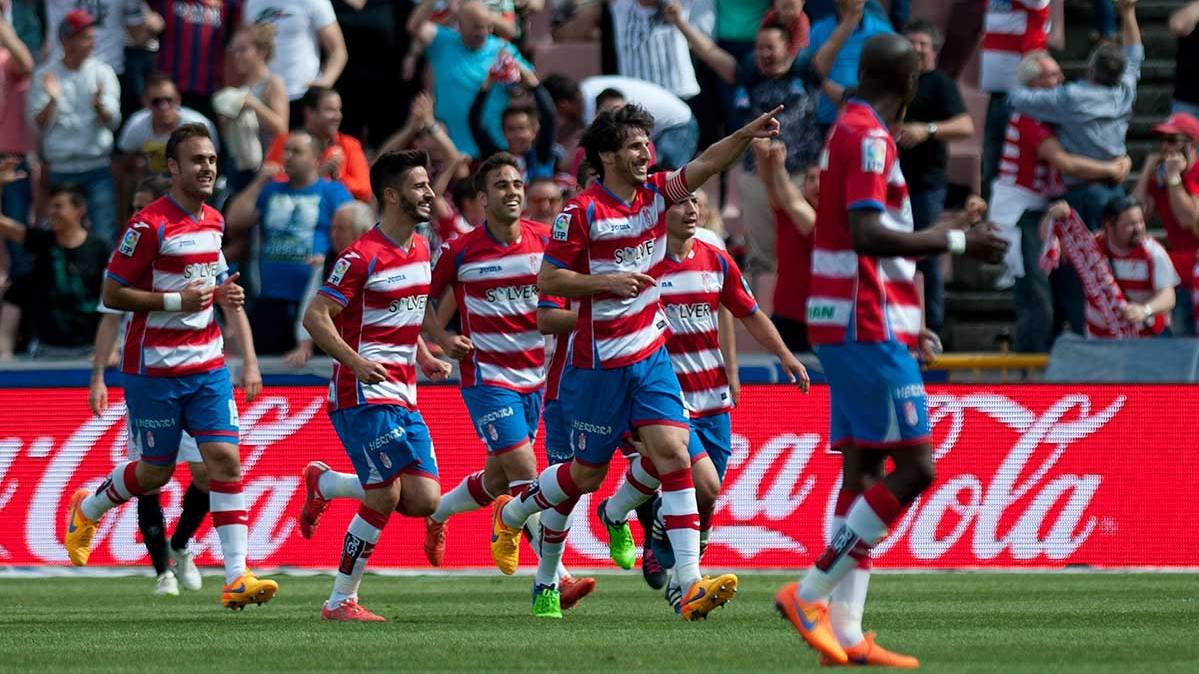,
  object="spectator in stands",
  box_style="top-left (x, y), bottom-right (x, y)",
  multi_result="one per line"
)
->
top-left (282, 199), bottom-right (375, 367)
top-left (996, 51), bottom-right (1132, 352)
top-left (147, 0), bottom-right (241, 122)
top-left (130, 174), bottom-right (171, 218)
top-left (121, 2), bottom-right (161, 119)
top-left (897, 18), bottom-right (974, 336)
top-left (44, 1), bottom-right (144, 82)
top-left (115, 72), bottom-right (218, 220)
top-left (753, 138), bottom-right (814, 353)
top-left (226, 130), bottom-right (353, 355)
top-left (543, 73), bottom-right (586, 159)
top-left (1169, 1), bottom-right (1199, 120)
top-left (525, 177), bottom-right (563, 225)
top-left (801, 0), bottom-right (892, 130)
top-left (29, 10), bottom-right (122, 243)
top-left (243, 0), bottom-right (347, 125)
top-left (332, 0), bottom-right (415, 149)
top-left (0, 12), bottom-right (33, 311)
top-left (804, 0), bottom-right (904, 29)
top-left (763, 0), bottom-right (810, 59)
top-left (1041, 197), bottom-right (1178, 339)
top-left (0, 182), bottom-right (111, 357)
top-left (667, 1), bottom-right (840, 288)
top-left (1133, 112), bottom-right (1199, 337)
top-left (469, 61), bottom-right (558, 182)
top-left (222, 23), bottom-right (290, 163)
top-left (578, 76), bottom-right (699, 170)
top-left (1009, 0), bottom-right (1142, 231)
top-left (264, 87), bottom-right (371, 202)
top-left (979, 0), bottom-right (1051, 203)
top-left (408, 0), bottom-right (530, 159)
